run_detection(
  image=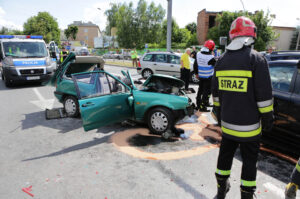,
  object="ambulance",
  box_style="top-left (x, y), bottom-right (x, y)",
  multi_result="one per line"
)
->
top-left (0, 35), bottom-right (56, 87)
